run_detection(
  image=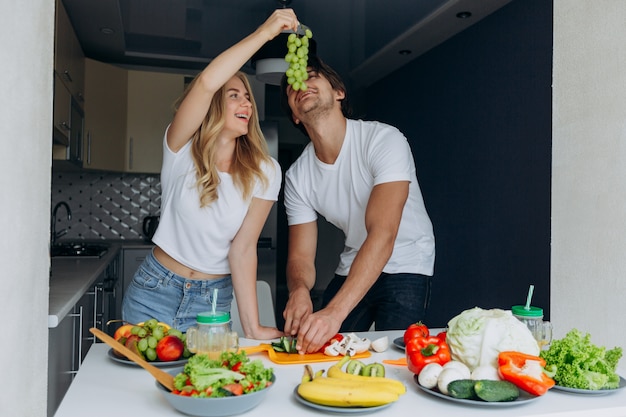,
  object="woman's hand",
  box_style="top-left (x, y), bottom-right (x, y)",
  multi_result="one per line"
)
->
top-left (245, 325), bottom-right (284, 341)
top-left (256, 8), bottom-right (300, 42)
